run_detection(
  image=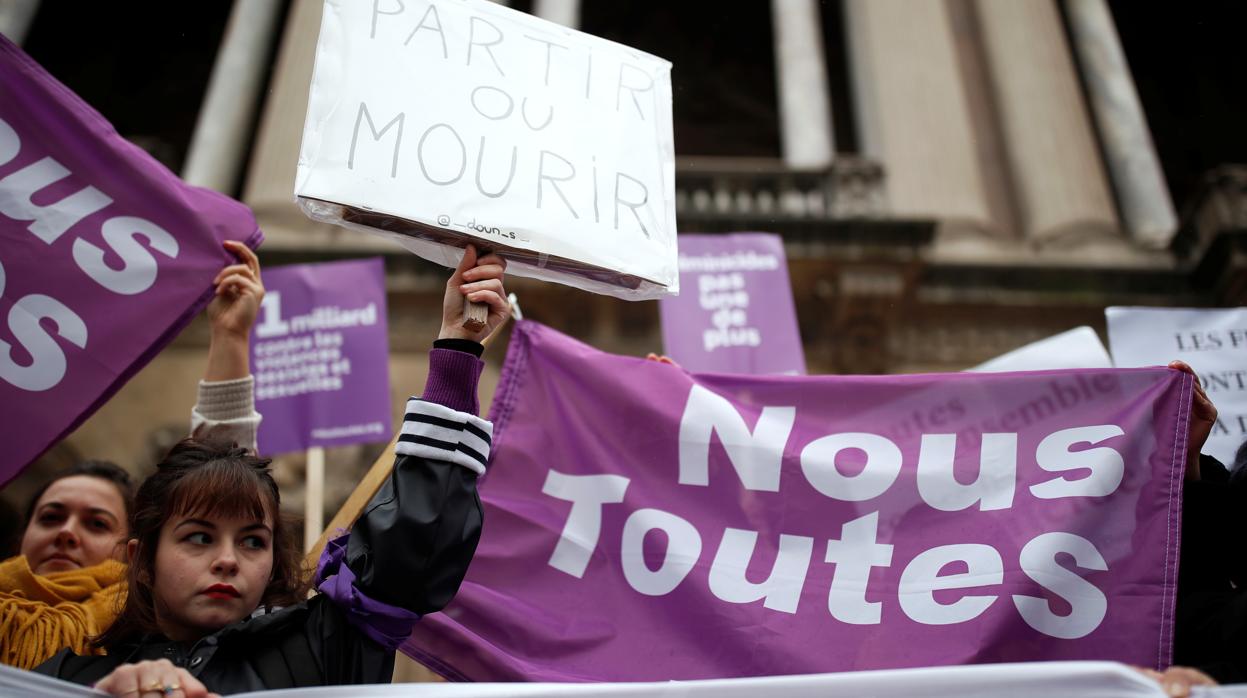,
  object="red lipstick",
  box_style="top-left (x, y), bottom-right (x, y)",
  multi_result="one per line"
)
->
top-left (202, 583), bottom-right (240, 599)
